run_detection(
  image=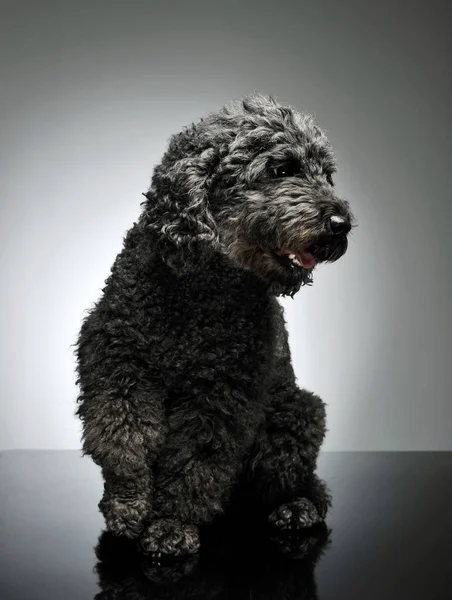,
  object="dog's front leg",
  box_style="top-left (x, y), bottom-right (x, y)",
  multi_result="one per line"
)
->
top-left (140, 376), bottom-right (255, 557)
top-left (77, 381), bottom-right (166, 539)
